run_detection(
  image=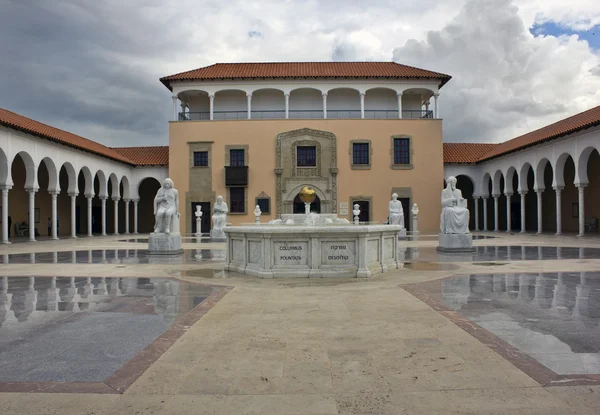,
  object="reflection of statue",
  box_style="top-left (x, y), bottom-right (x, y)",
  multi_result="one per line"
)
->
top-left (440, 176), bottom-right (469, 234)
top-left (211, 195), bottom-right (228, 239)
top-left (153, 178), bottom-right (179, 234)
top-left (388, 193), bottom-right (404, 228)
